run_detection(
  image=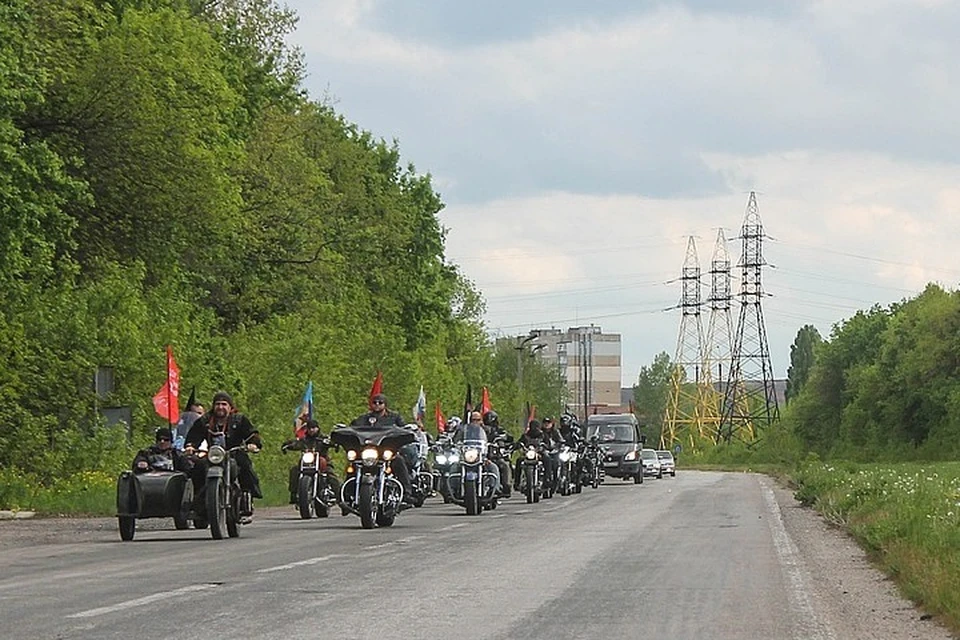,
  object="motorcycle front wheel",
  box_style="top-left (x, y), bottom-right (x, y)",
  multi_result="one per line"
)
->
top-left (298, 476), bottom-right (314, 520)
top-left (207, 477), bottom-right (227, 540)
top-left (464, 478), bottom-right (479, 516)
top-left (358, 482), bottom-right (376, 529)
